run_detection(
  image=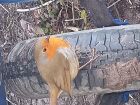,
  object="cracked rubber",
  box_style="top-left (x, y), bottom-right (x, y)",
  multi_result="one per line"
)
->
top-left (3, 24), bottom-right (140, 99)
